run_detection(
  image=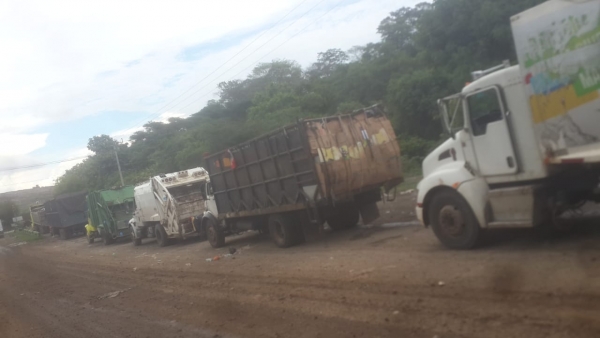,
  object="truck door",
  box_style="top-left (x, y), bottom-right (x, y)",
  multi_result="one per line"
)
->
top-left (205, 182), bottom-right (218, 216)
top-left (466, 86), bottom-right (518, 176)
